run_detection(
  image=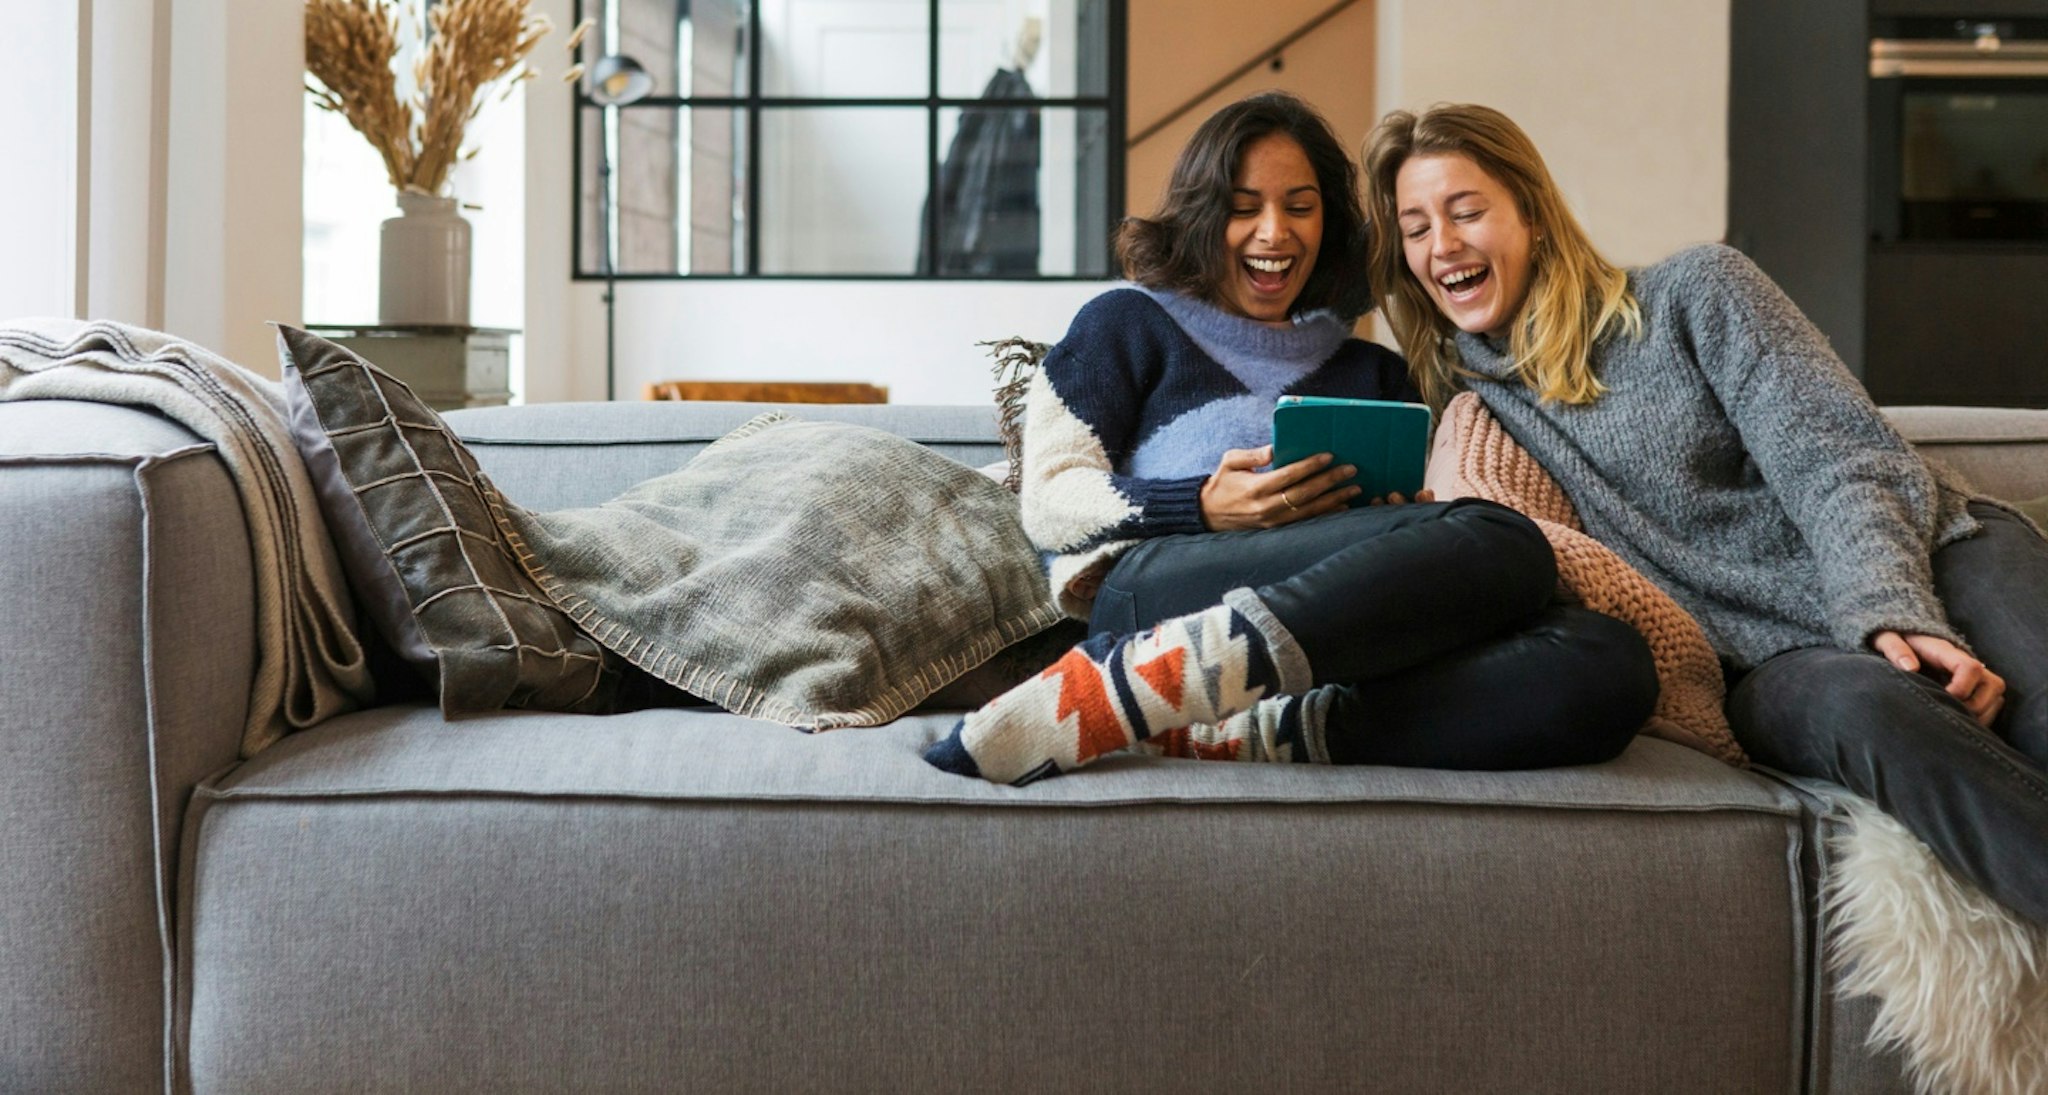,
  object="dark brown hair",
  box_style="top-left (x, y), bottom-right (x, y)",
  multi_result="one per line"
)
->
top-left (1117, 91), bottom-right (1373, 321)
